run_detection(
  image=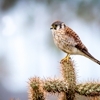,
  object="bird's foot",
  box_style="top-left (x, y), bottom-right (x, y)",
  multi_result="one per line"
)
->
top-left (61, 54), bottom-right (70, 63)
